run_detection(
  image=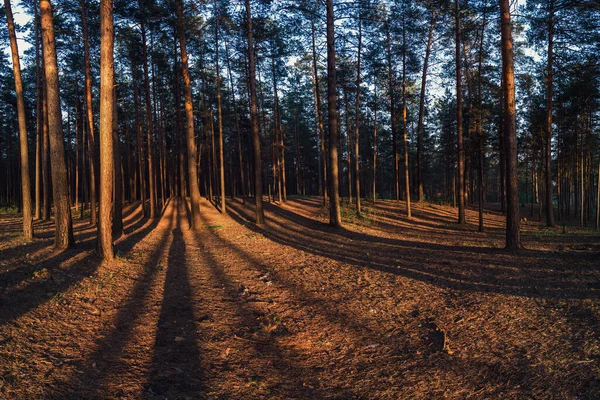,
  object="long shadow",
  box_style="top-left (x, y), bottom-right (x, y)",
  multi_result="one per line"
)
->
top-left (226, 200), bottom-right (600, 300)
top-left (50, 205), bottom-right (176, 398)
top-left (0, 202), bottom-right (167, 327)
top-left (144, 199), bottom-right (204, 398)
top-left (211, 203), bottom-right (589, 399)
